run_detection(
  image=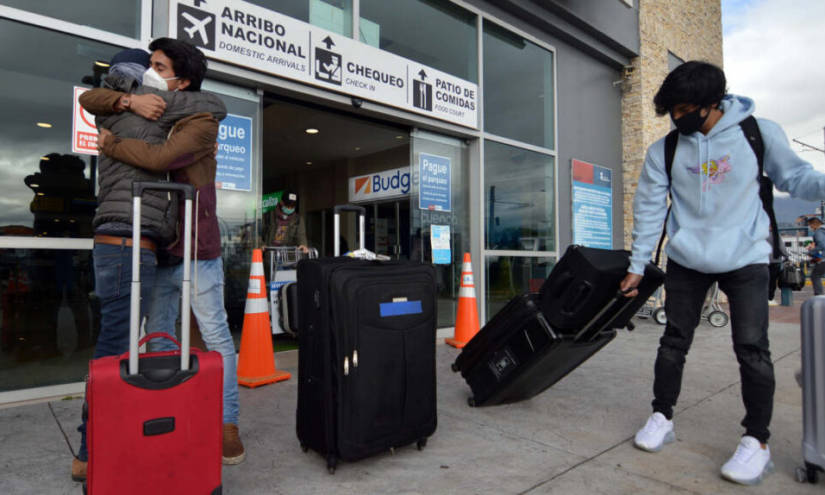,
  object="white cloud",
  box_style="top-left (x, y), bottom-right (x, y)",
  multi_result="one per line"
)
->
top-left (723, 0), bottom-right (825, 174)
